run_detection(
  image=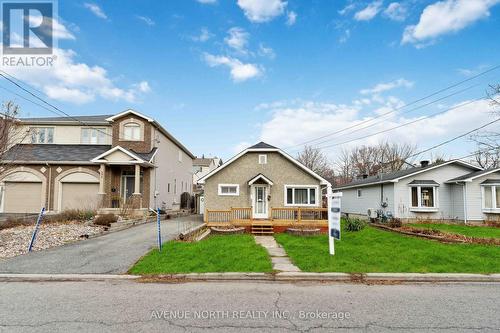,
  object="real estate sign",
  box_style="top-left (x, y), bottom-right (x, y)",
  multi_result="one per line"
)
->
top-left (328, 192), bottom-right (342, 255)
